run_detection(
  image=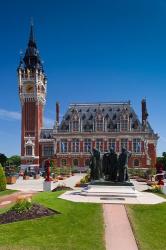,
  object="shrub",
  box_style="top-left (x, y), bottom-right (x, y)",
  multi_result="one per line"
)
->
top-left (0, 164), bottom-right (6, 191)
top-left (80, 174), bottom-right (90, 184)
top-left (10, 199), bottom-right (32, 214)
top-left (146, 184), bottom-right (163, 194)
